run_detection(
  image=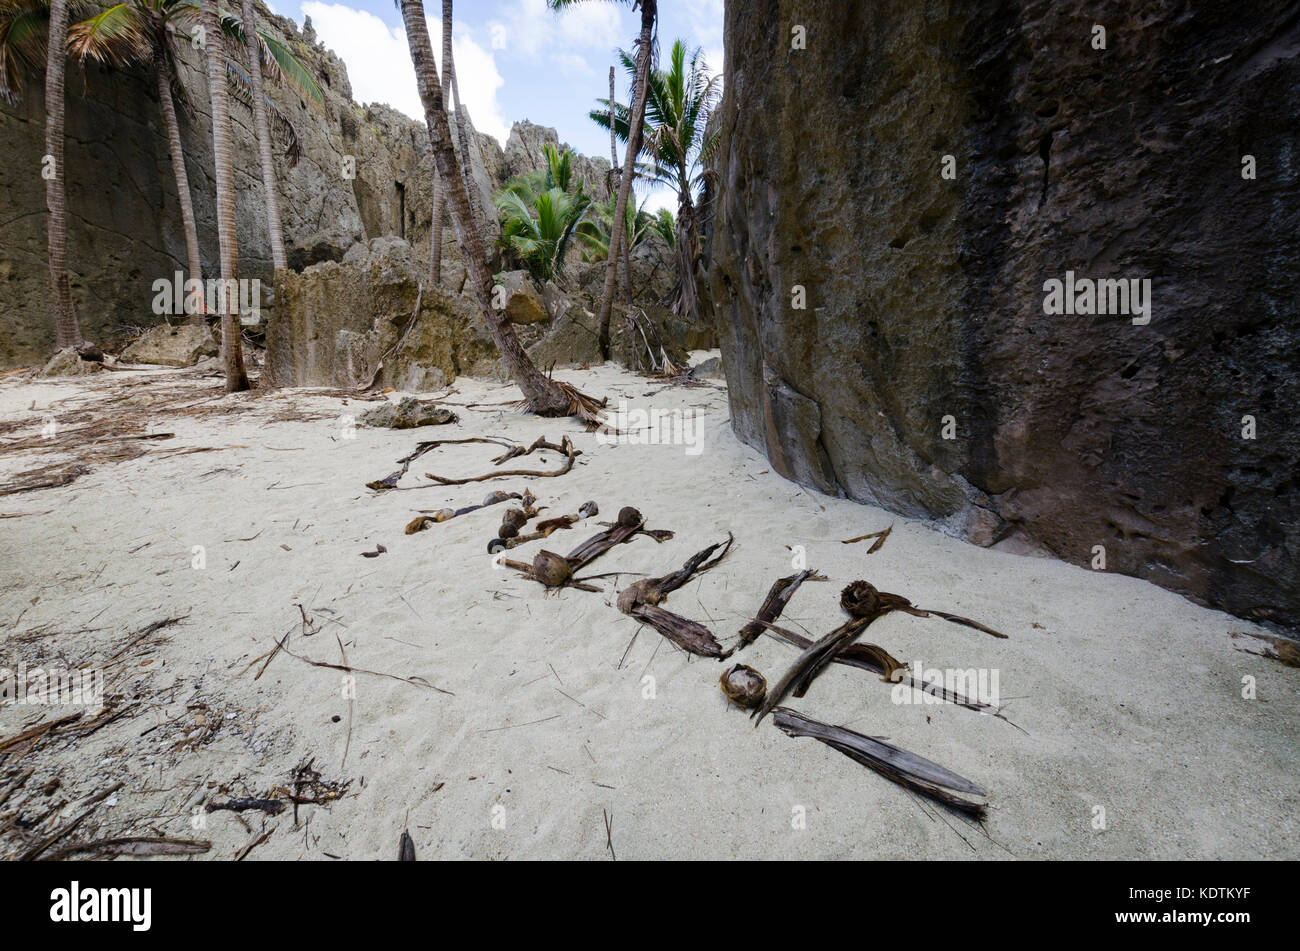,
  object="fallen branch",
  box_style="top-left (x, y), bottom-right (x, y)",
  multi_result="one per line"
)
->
top-left (19, 781), bottom-right (124, 861)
